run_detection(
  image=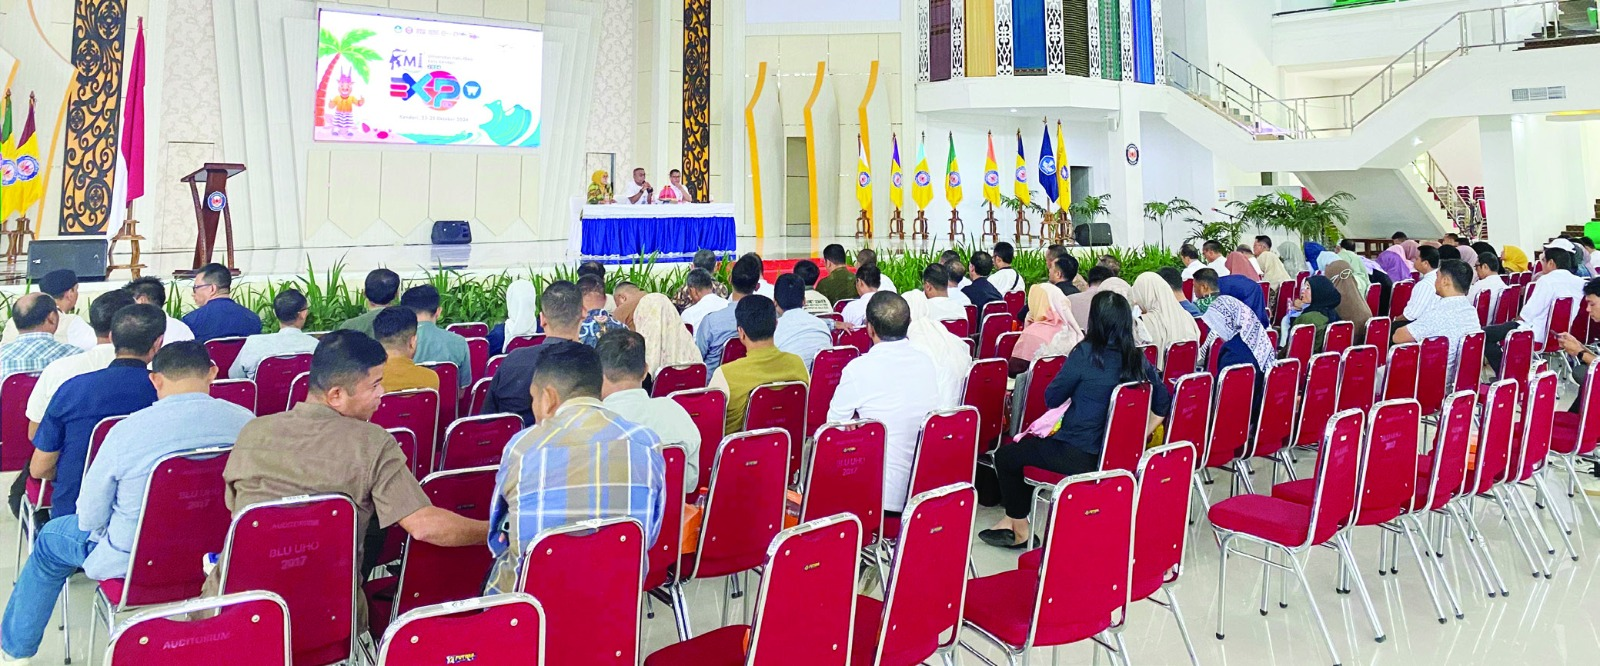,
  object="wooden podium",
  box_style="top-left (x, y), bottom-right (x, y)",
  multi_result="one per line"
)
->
top-left (178, 163), bottom-right (245, 277)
